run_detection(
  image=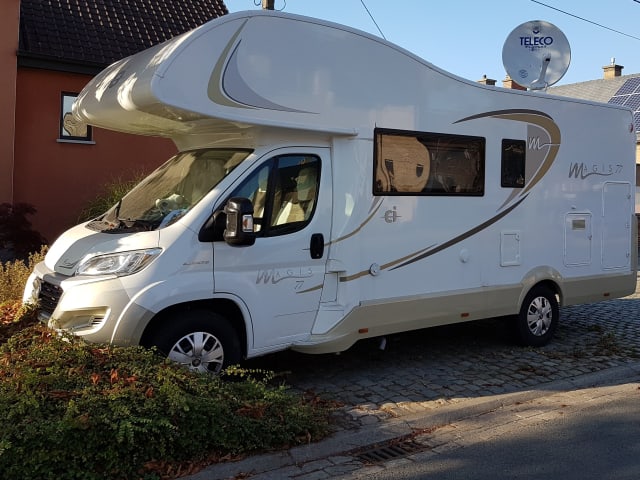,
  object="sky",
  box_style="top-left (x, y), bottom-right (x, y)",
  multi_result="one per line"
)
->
top-left (226, 0), bottom-right (640, 87)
